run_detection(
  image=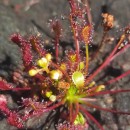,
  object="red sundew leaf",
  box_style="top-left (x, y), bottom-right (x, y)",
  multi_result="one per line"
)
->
top-left (0, 97), bottom-right (24, 128)
top-left (52, 19), bottom-right (62, 37)
top-left (29, 36), bottom-right (45, 57)
top-left (51, 19), bottom-right (62, 61)
top-left (11, 34), bottom-right (33, 69)
top-left (7, 112), bottom-right (24, 129)
top-left (20, 99), bottom-right (63, 121)
top-left (0, 80), bottom-right (13, 90)
top-left (10, 33), bottom-right (23, 45)
top-left (0, 95), bottom-right (24, 128)
top-left (0, 102), bottom-right (10, 115)
top-left (0, 80), bottom-right (31, 91)
top-left (21, 41), bottom-right (33, 68)
top-left (82, 25), bottom-right (91, 44)
top-left (0, 95), bottom-right (7, 105)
